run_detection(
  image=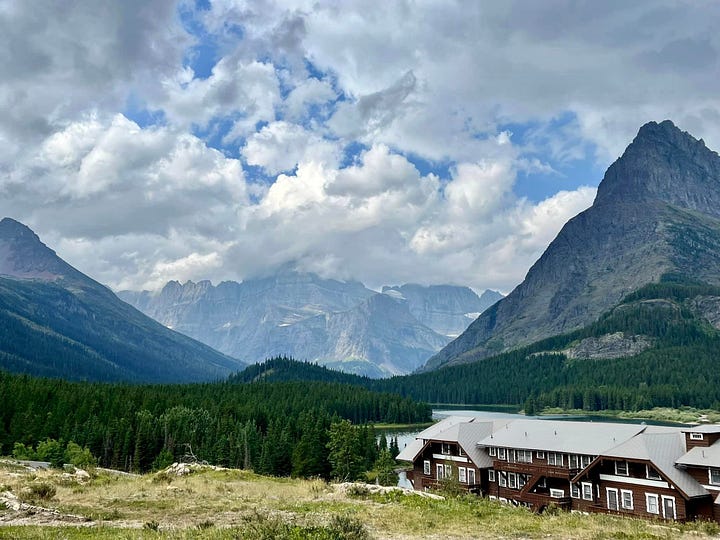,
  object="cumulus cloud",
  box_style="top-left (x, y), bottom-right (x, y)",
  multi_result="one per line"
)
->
top-left (1, 0), bottom-right (717, 296)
